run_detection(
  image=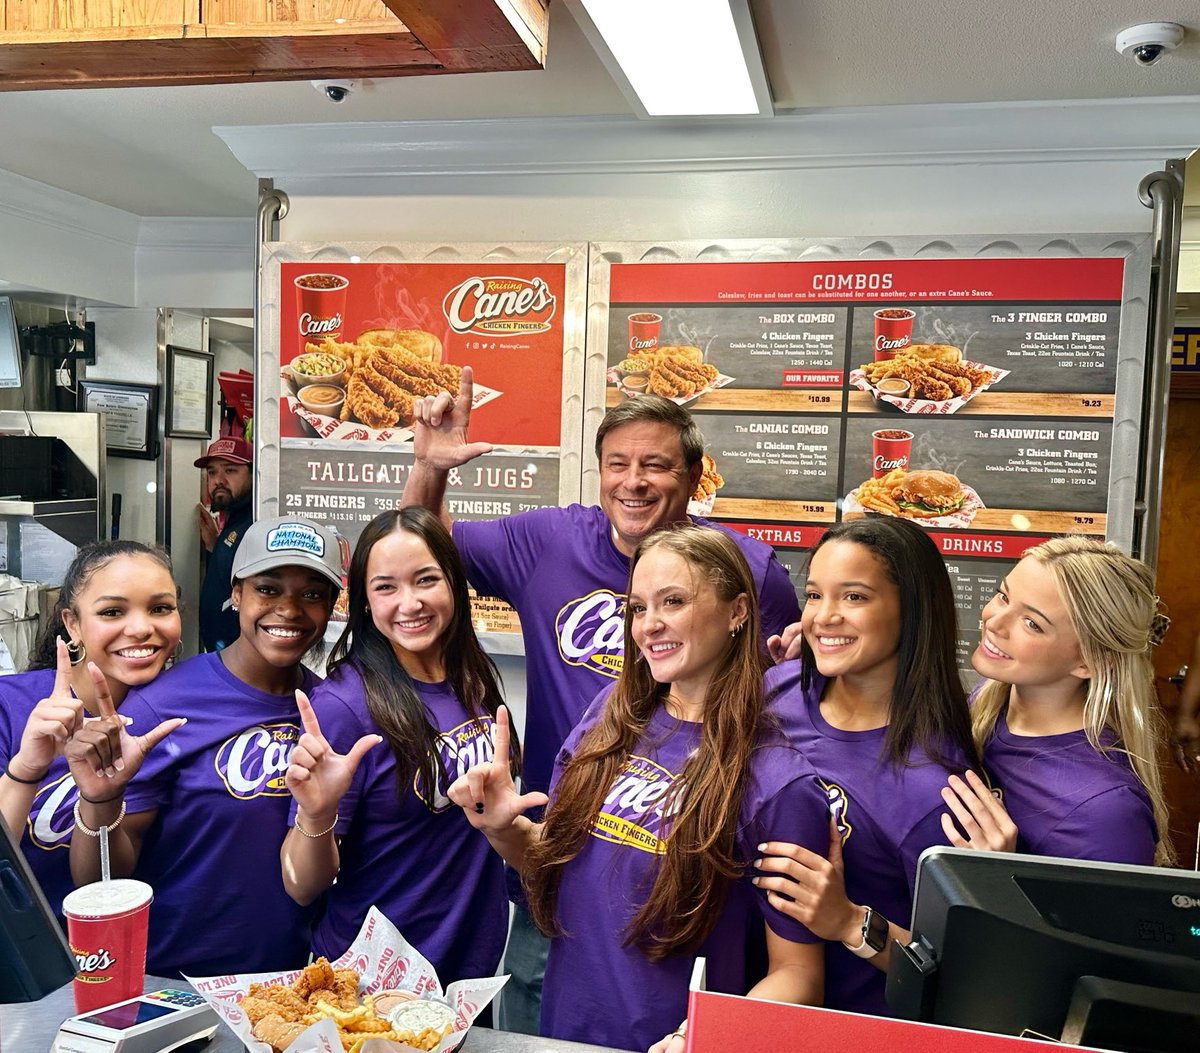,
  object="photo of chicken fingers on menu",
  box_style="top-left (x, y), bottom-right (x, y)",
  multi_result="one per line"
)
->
top-left (848, 301), bottom-right (1118, 417)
